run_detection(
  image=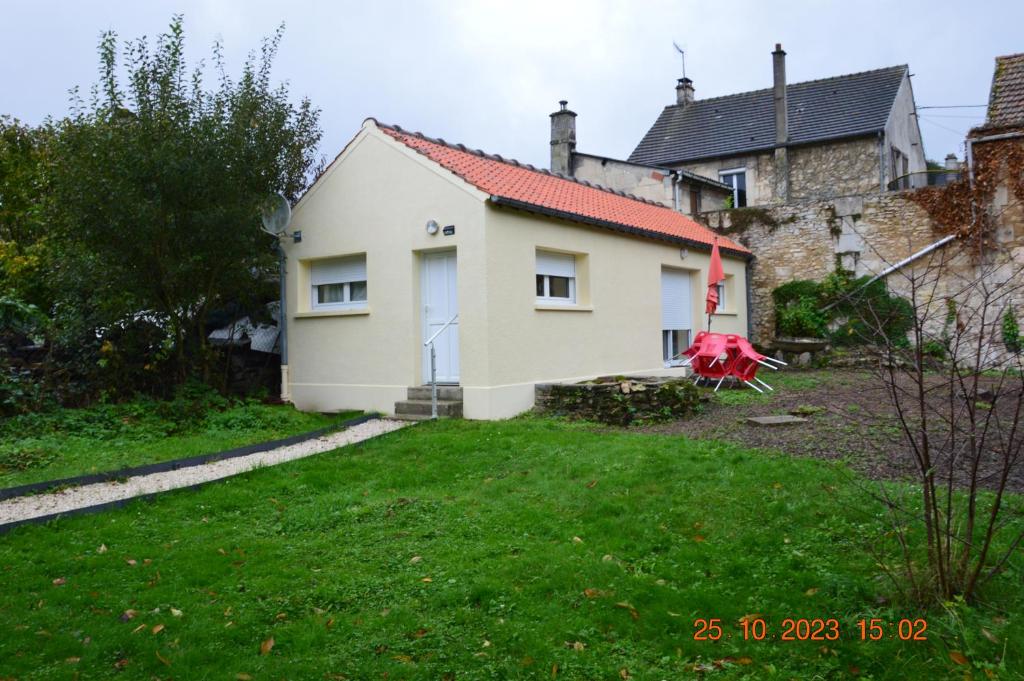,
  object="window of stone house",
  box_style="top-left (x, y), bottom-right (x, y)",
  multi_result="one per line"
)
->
top-left (718, 169), bottom-right (747, 207)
